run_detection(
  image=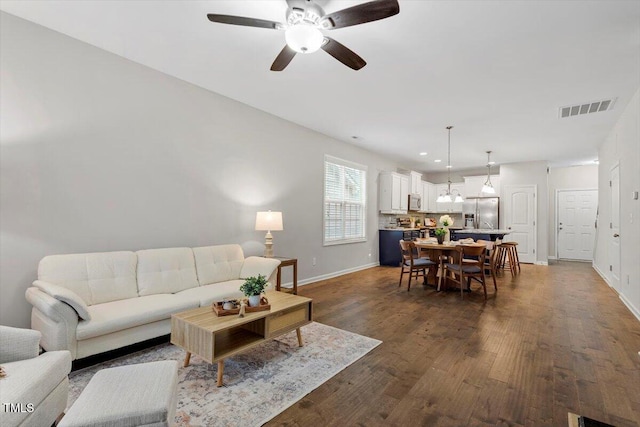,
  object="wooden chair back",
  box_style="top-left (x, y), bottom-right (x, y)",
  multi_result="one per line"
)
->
top-left (399, 240), bottom-right (417, 265)
top-left (456, 244), bottom-right (486, 267)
